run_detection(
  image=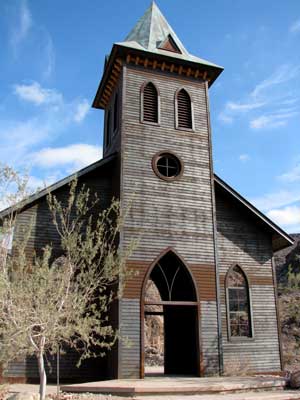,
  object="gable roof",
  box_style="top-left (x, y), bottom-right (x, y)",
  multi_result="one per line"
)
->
top-left (0, 157), bottom-right (294, 252)
top-left (0, 154), bottom-right (117, 220)
top-left (115, 2), bottom-right (223, 70)
top-left (214, 175), bottom-right (294, 252)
